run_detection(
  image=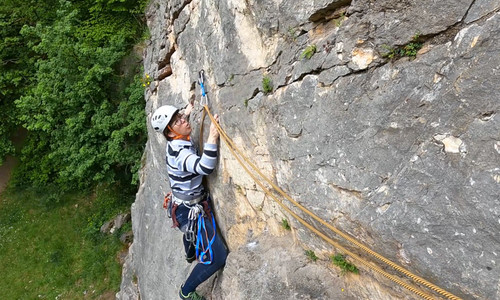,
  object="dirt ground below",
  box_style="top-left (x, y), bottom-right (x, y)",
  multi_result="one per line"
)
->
top-left (0, 155), bottom-right (17, 195)
top-left (0, 129), bottom-right (26, 197)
